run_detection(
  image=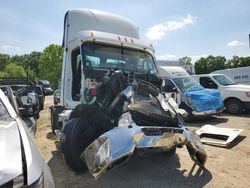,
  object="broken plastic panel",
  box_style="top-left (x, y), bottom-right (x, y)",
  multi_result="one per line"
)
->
top-left (196, 125), bottom-right (243, 147)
